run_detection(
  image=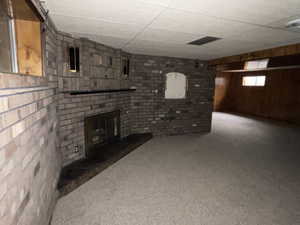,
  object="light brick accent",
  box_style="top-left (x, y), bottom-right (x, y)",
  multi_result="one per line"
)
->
top-left (0, 97), bottom-right (9, 113)
top-left (0, 2), bottom-right (61, 224)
